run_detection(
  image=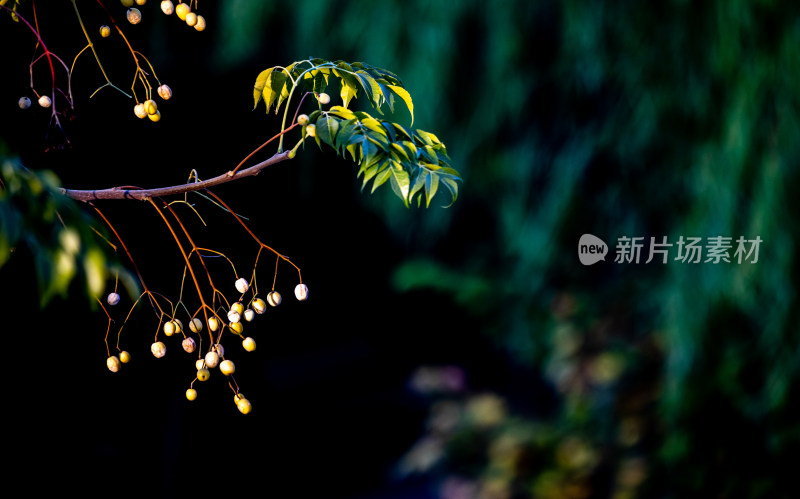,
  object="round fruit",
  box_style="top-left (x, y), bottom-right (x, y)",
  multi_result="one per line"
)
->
top-left (229, 322), bottom-right (243, 334)
top-left (189, 317), bottom-right (203, 333)
top-left (242, 337), bottom-right (256, 352)
top-left (220, 360), bottom-right (235, 376)
top-left (163, 320), bottom-right (176, 336)
top-left (195, 359), bottom-right (205, 370)
top-left (144, 99), bottom-right (158, 115)
top-left (157, 84), bottom-right (172, 100)
top-left (208, 317), bottom-right (219, 331)
top-left (175, 2), bottom-right (190, 20)
top-left (194, 15), bottom-right (206, 31)
top-left (235, 278), bottom-right (249, 294)
top-left (305, 124), bottom-right (316, 137)
top-left (231, 302), bottom-right (245, 315)
top-left (121, 0), bottom-right (134, 6)
top-left (214, 344), bottom-right (225, 357)
top-left (234, 393), bottom-right (246, 404)
top-left (318, 93), bottom-right (331, 105)
top-left (119, 351), bottom-right (131, 363)
top-left (107, 292), bottom-right (121, 306)
top-left (135, 0), bottom-right (147, 5)
top-left (186, 388), bottom-right (197, 401)
top-left (196, 368), bottom-right (210, 381)
top-left (151, 341), bottom-right (166, 358)
top-left (99, 25), bottom-right (111, 38)
top-left (243, 309), bottom-right (255, 322)
top-left (18, 97), bottom-right (31, 109)
top-left (38, 95), bottom-right (51, 108)
top-left (252, 298), bottom-right (267, 314)
top-left (182, 337), bottom-right (196, 353)
top-left (237, 398), bottom-right (252, 414)
top-left (185, 12), bottom-right (197, 27)
top-left (173, 318), bottom-right (184, 333)
top-left (297, 114), bottom-right (309, 126)
top-left (204, 351), bottom-right (219, 368)
top-left (127, 8), bottom-right (142, 24)
top-left (161, 1), bottom-right (174, 15)
top-left (107, 356), bottom-right (121, 372)
top-left (148, 110), bottom-right (162, 122)
top-left (134, 103), bottom-right (147, 119)
top-left (294, 284), bottom-right (309, 301)
top-left (227, 310), bottom-right (241, 324)
top-left (267, 291), bottom-right (282, 307)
